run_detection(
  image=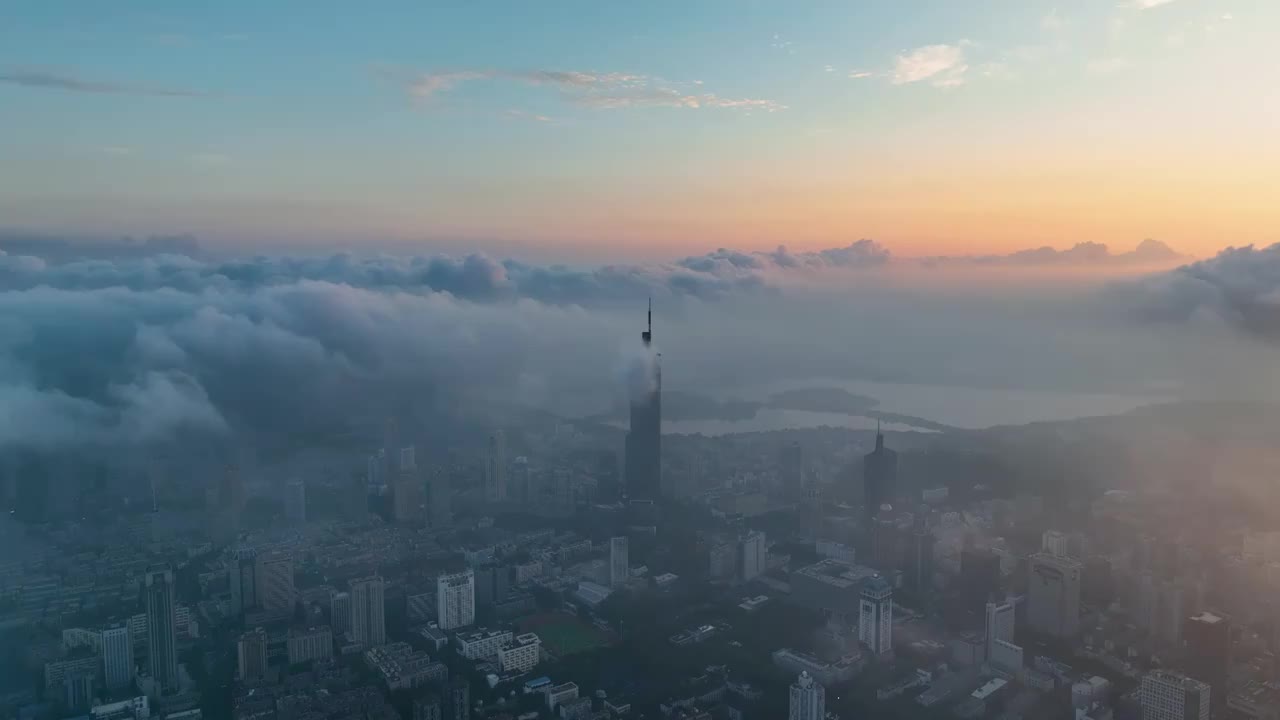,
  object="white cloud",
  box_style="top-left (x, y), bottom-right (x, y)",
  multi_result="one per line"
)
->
top-left (824, 65), bottom-right (835, 73)
top-left (848, 70), bottom-right (874, 79)
top-left (1042, 8), bottom-right (1066, 31)
top-left (891, 44), bottom-right (969, 87)
top-left (1131, 0), bottom-right (1178, 8)
top-left (1087, 57), bottom-right (1131, 74)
